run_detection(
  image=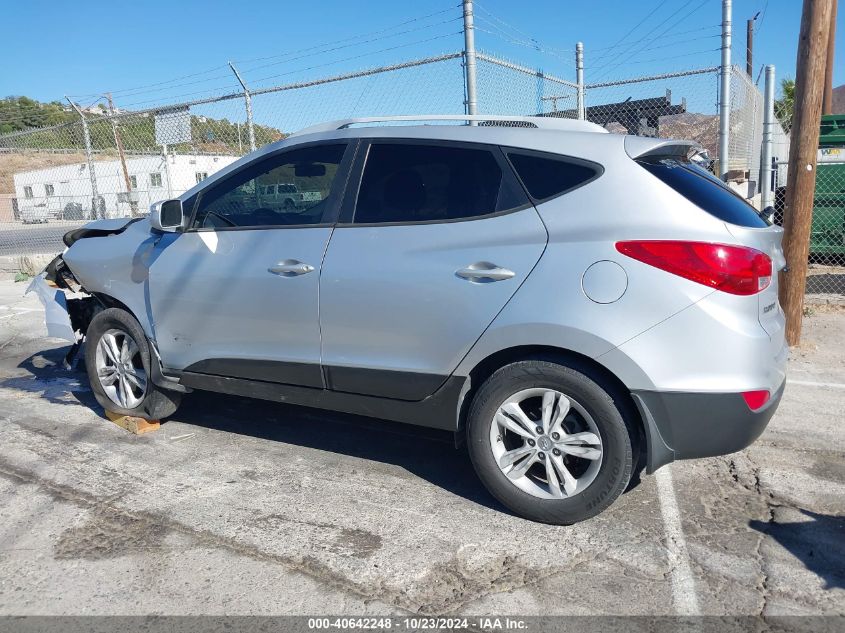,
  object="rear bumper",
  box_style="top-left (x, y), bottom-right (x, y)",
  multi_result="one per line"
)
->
top-left (632, 380), bottom-right (785, 473)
